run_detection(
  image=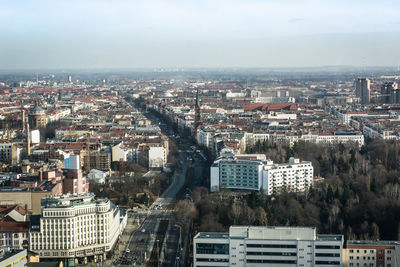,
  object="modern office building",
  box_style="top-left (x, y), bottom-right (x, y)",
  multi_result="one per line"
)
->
top-left (29, 193), bottom-right (120, 266)
top-left (193, 226), bottom-right (343, 267)
top-left (355, 78), bottom-right (371, 104)
top-left (343, 240), bottom-right (400, 267)
top-left (210, 155), bottom-right (313, 195)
